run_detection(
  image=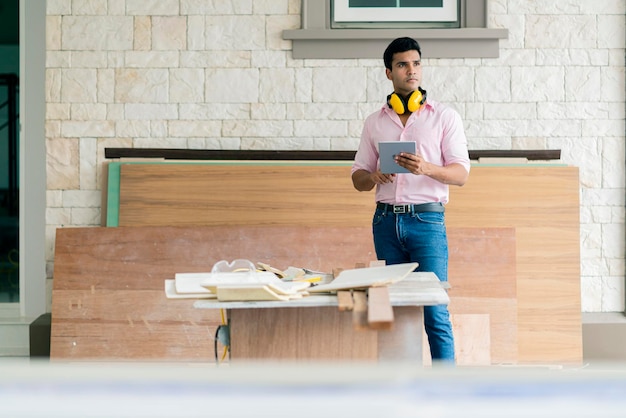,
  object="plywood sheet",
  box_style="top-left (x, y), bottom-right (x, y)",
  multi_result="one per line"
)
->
top-left (53, 225), bottom-right (377, 292)
top-left (117, 163), bottom-right (373, 227)
top-left (229, 307), bottom-right (378, 361)
top-left (51, 225), bottom-right (517, 363)
top-left (75, 162), bottom-right (581, 364)
top-left (446, 166), bottom-right (581, 363)
top-left (50, 289), bottom-right (216, 360)
top-left (450, 297), bottom-right (518, 364)
top-left (51, 225), bottom-right (376, 361)
top-left (452, 314), bottom-right (492, 366)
